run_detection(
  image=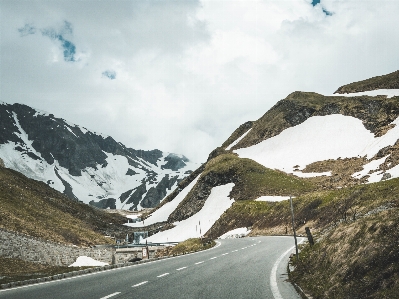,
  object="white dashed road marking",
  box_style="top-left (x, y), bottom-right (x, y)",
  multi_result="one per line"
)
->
top-left (100, 292), bottom-right (121, 299)
top-left (132, 281), bottom-right (148, 288)
top-left (195, 261), bottom-right (204, 265)
top-left (210, 257), bottom-right (217, 260)
top-left (157, 273), bottom-right (170, 278)
top-left (176, 267), bottom-right (187, 271)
